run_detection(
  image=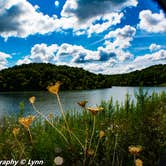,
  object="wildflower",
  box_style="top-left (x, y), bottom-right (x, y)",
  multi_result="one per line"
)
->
top-left (128, 145), bottom-right (142, 155)
top-left (99, 130), bottom-right (105, 139)
top-left (12, 128), bottom-right (20, 138)
top-left (77, 100), bottom-right (88, 108)
top-left (86, 107), bottom-right (104, 115)
top-left (135, 159), bottom-right (143, 166)
top-left (29, 96), bottom-right (35, 104)
top-left (48, 81), bottom-right (61, 95)
top-left (54, 156), bottom-right (63, 165)
top-left (18, 116), bottom-right (35, 129)
top-left (87, 149), bottom-right (95, 156)
top-left (48, 112), bottom-right (54, 119)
